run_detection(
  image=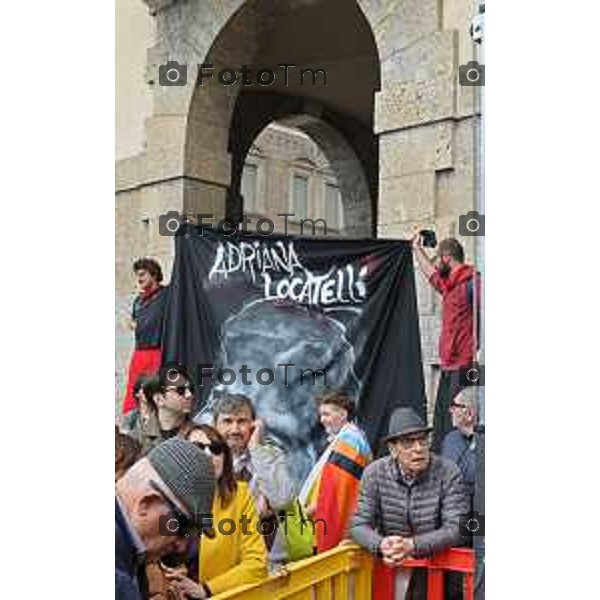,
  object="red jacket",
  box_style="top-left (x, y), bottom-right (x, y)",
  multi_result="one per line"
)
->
top-left (430, 264), bottom-right (480, 370)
